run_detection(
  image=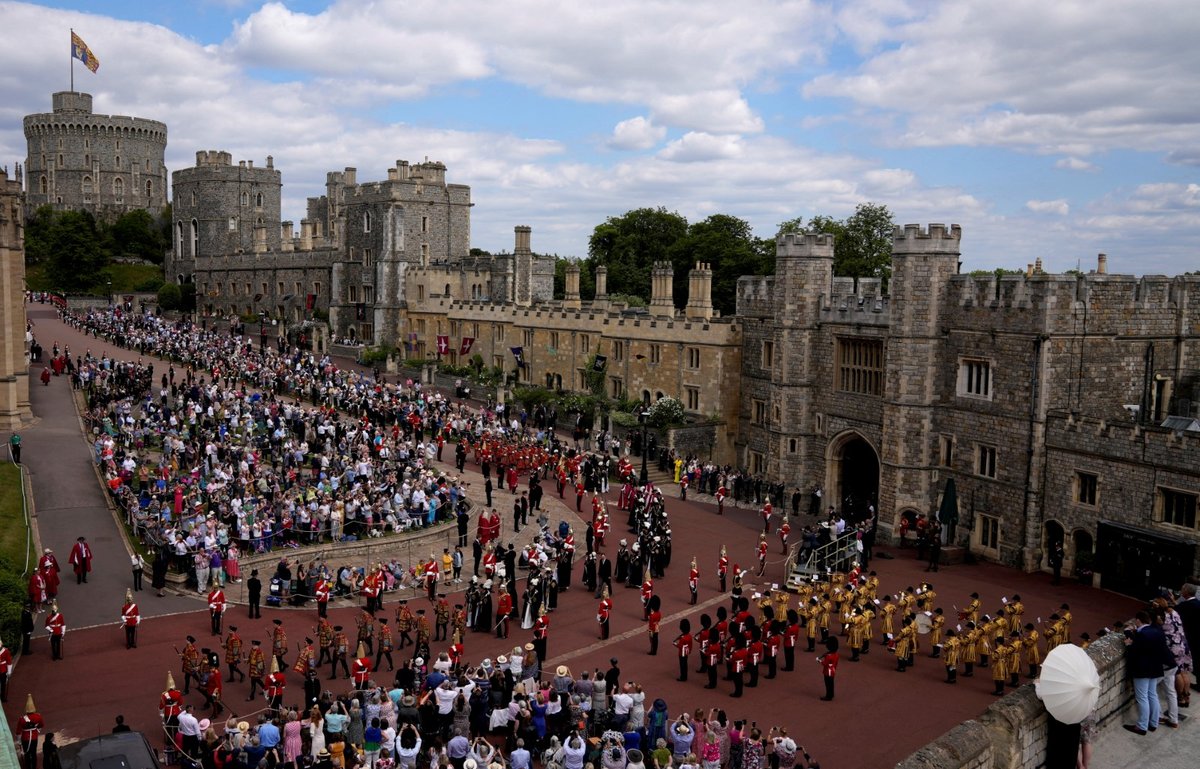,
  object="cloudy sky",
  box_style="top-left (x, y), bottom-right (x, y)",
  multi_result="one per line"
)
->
top-left (2, 0), bottom-right (1198, 274)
